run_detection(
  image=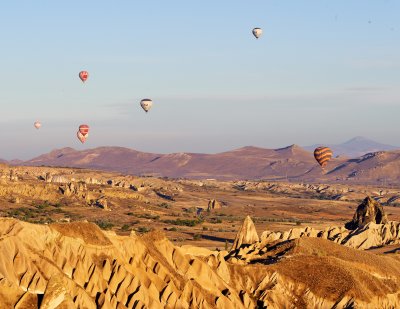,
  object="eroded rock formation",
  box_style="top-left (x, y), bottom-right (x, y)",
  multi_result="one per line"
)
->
top-left (207, 199), bottom-right (222, 212)
top-left (231, 215), bottom-right (259, 251)
top-left (0, 218), bottom-right (399, 308)
top-left (345, 196), bottom-right (388, 229)
top-left (0, 219), bottom-right (246, 308)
